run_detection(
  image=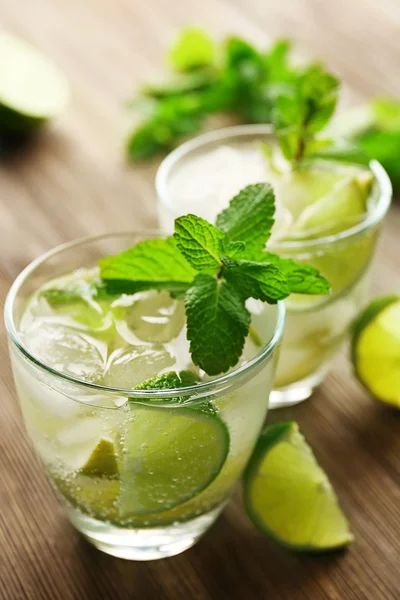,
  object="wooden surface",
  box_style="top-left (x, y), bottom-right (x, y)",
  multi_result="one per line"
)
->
top-left (1, 1), bottom-right (400, 599)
